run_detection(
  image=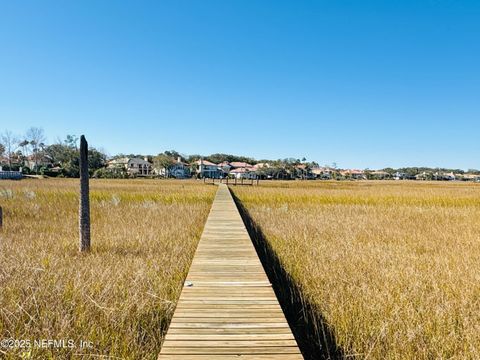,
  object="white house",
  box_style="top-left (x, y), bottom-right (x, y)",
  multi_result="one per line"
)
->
top-left (228, 161), bottom-right (256, 179)
top-left (462, 174), bottom-right (480, 182)
top-left (230, 167), bottom-right (257, 179)
top-left (107, 157), bottom-right (153, 176)
top-left (193, 159), bottom-right (224, 178)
